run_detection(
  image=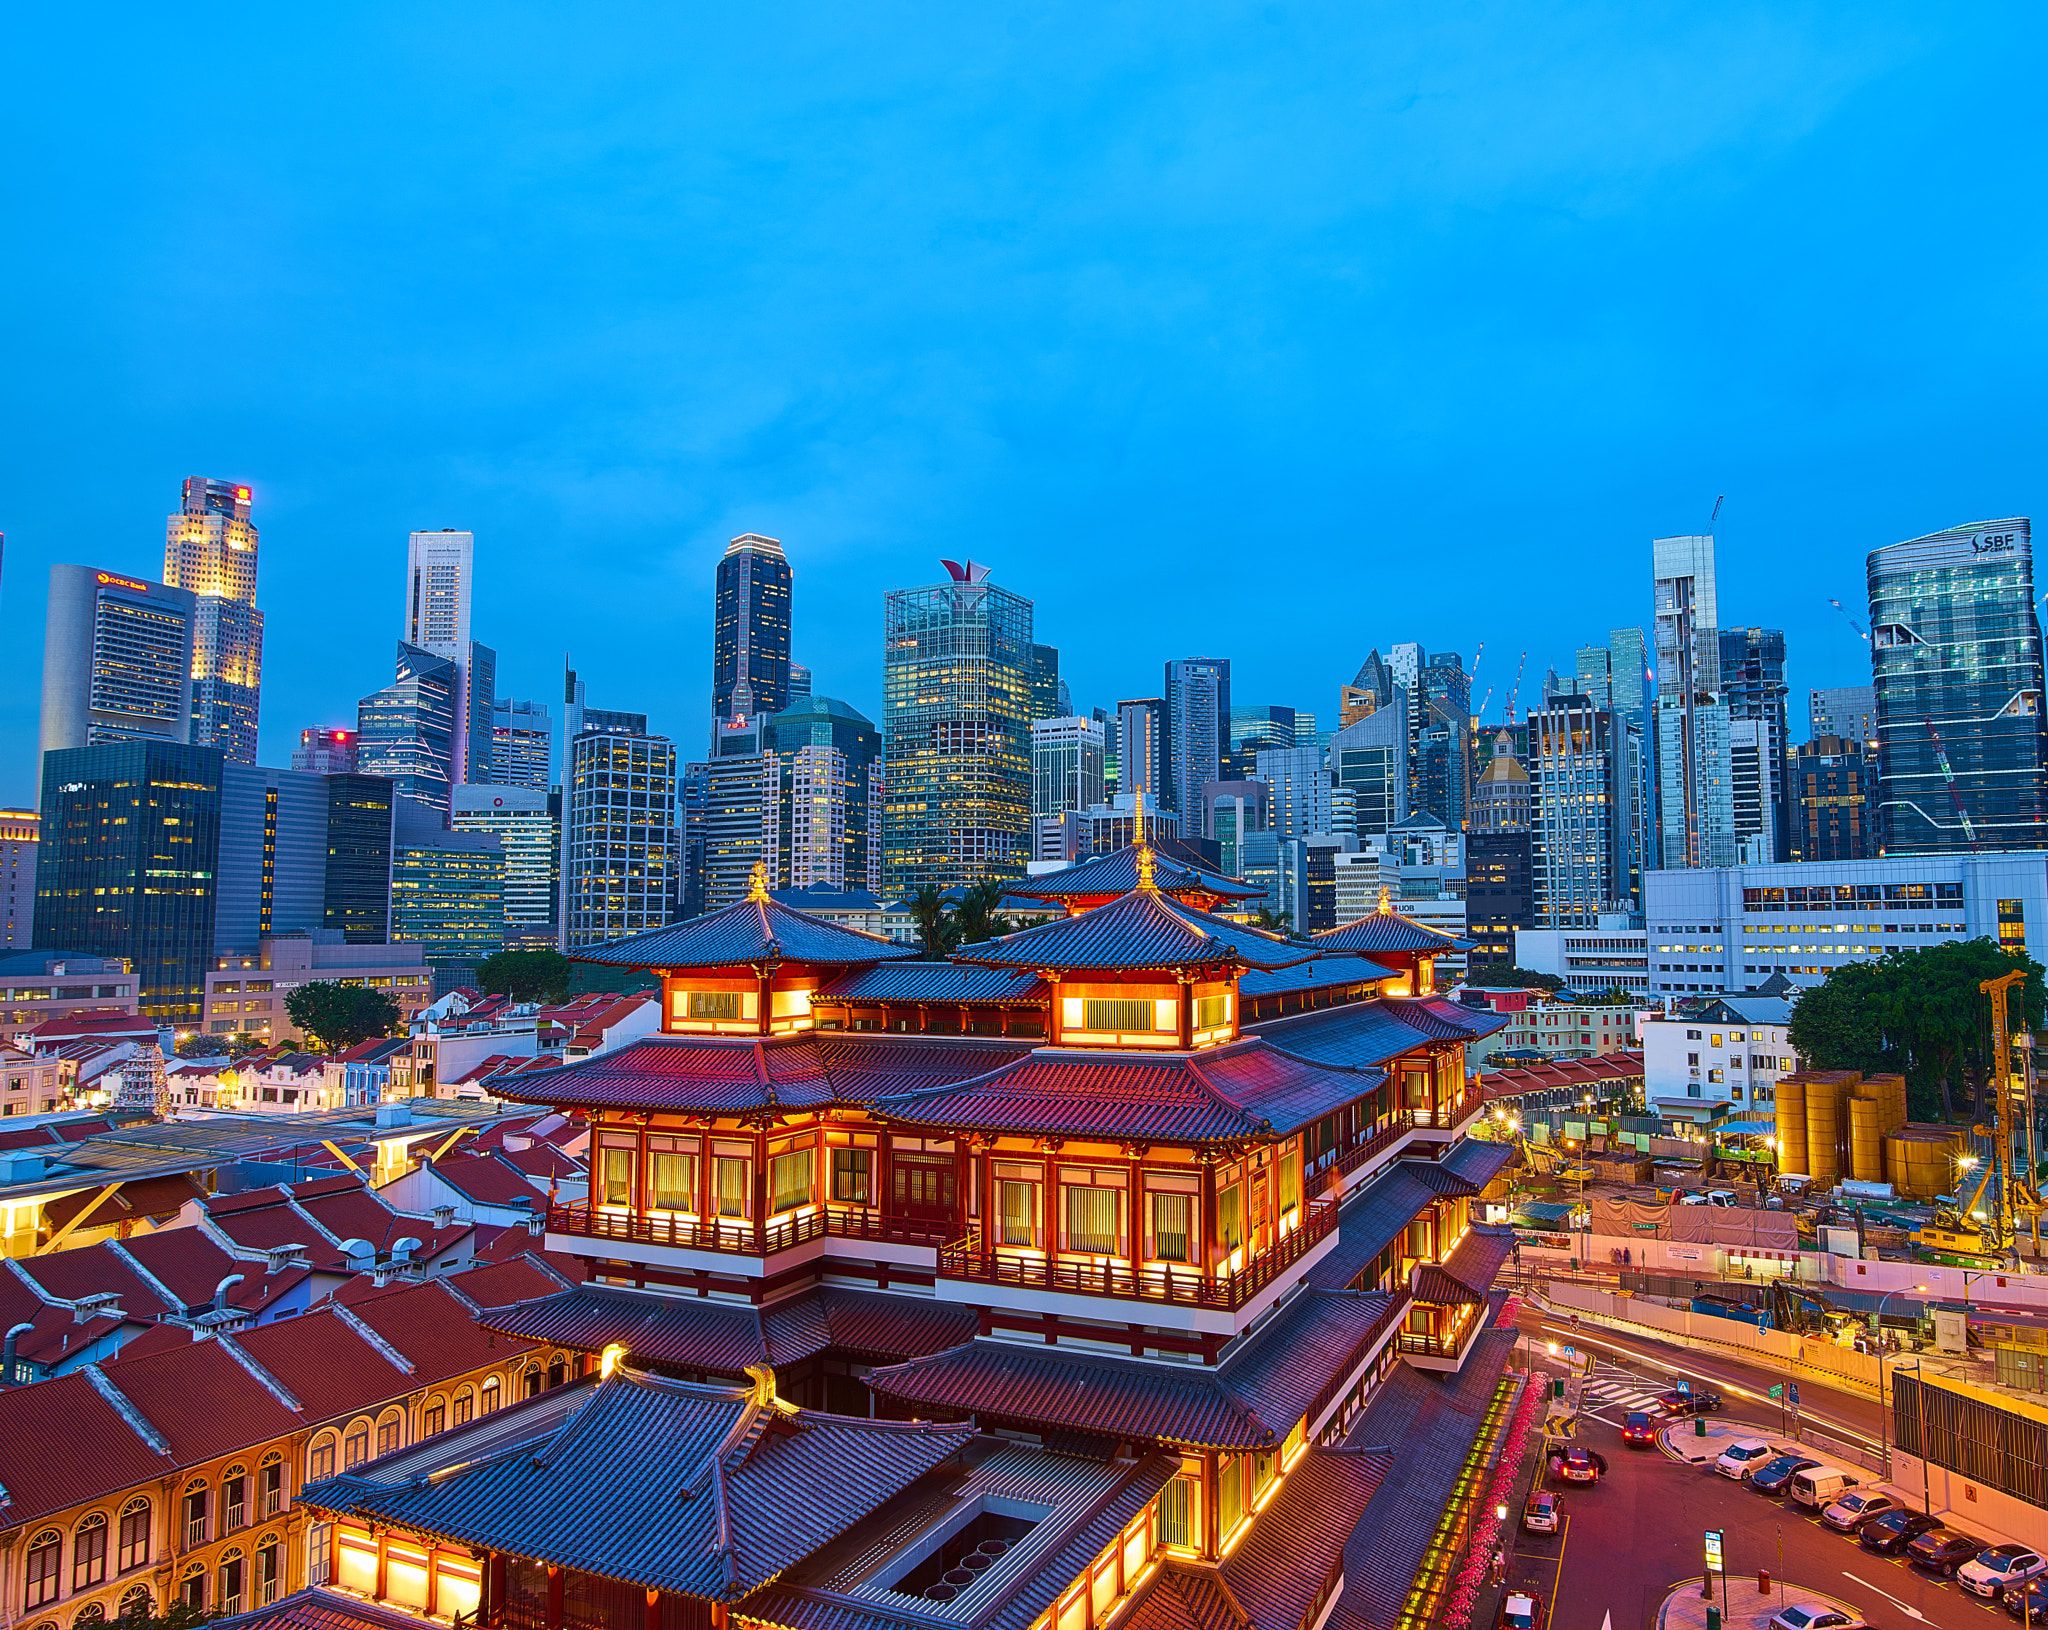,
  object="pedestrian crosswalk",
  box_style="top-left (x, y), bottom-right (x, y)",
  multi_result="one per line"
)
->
top-left (1574, 1366), bottom-right (1669, 1421)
